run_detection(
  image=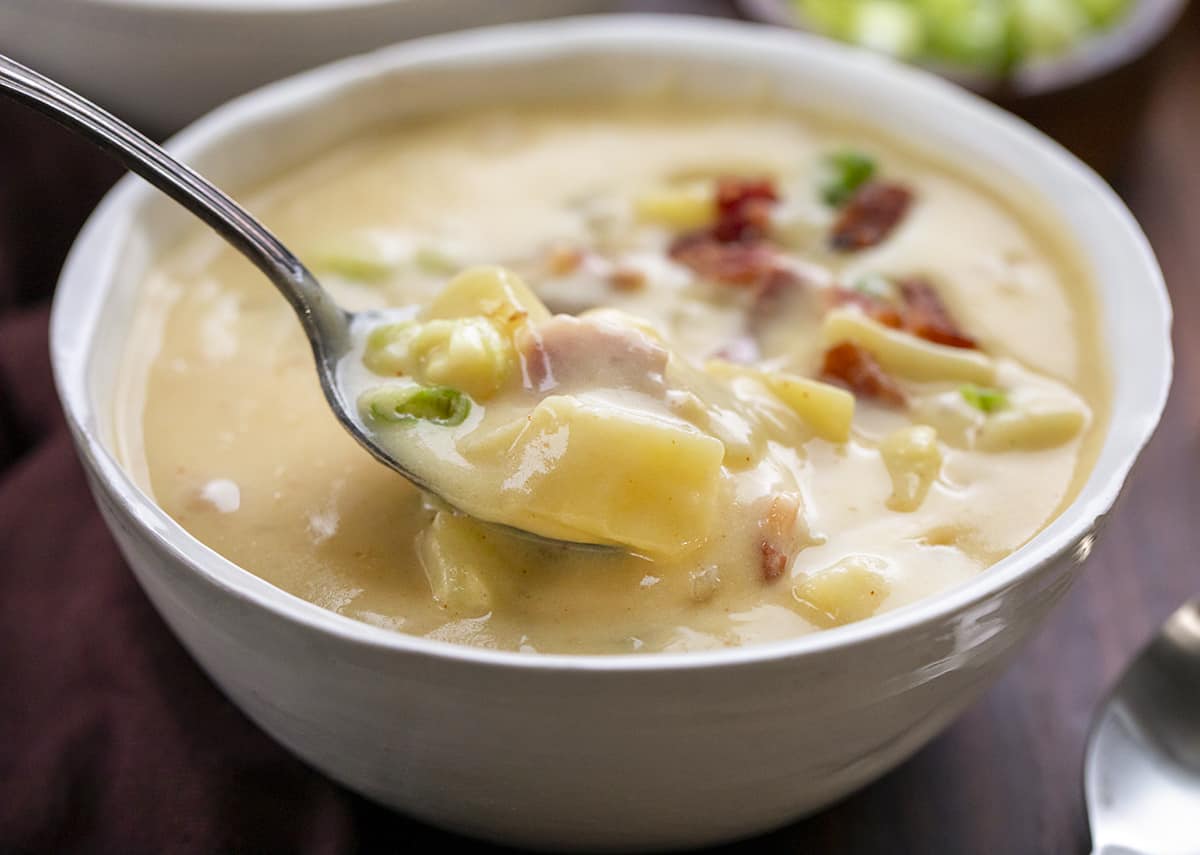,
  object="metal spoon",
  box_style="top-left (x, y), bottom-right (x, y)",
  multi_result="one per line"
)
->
top-left (0, 53), bottom-right (597, 550)
top-left (1085, 596), bottom-right (1200, 855)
